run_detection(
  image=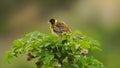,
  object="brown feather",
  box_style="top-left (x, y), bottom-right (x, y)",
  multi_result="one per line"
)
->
top-left (52, 21), bottom-right (72, 36)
